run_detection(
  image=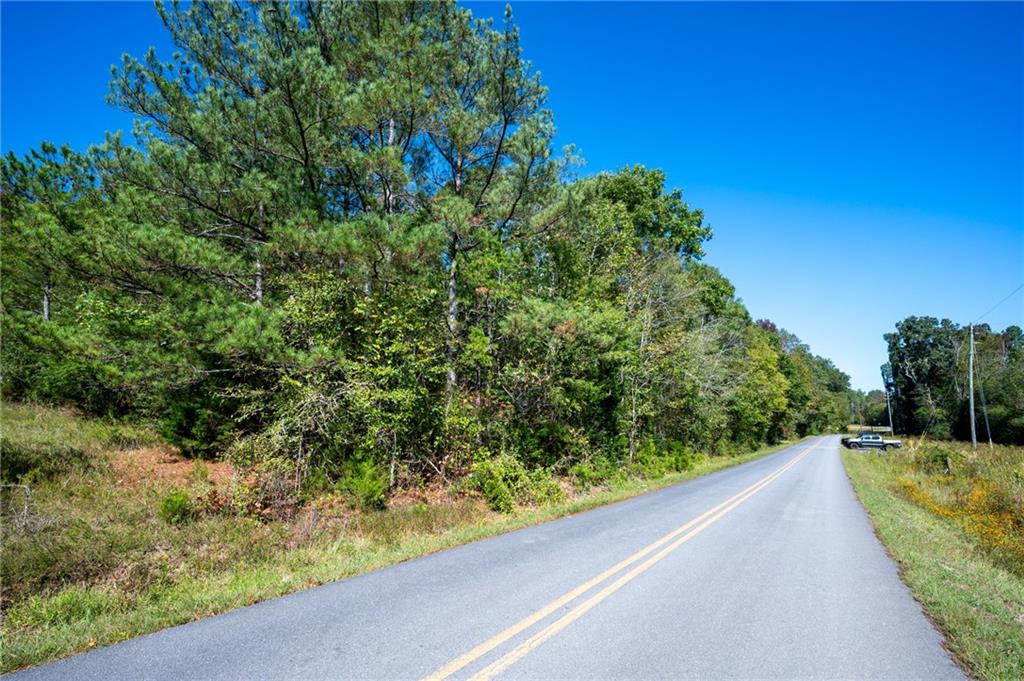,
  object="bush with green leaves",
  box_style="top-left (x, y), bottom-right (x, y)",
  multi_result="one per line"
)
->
top-left (915, 443), bottom-right (962, 475)
top-left (158, 489), bottom-right (193, 525)
top-left (471, 454), bottom-right (565, 512)
top-left (337, 460), bottom-right (388, 511)
top-left (526, 469), bottom-right (565, 505)
top-left (569, 458), bottom-right (615, 490)
top-left (471, 456), bottom-right (522, 513)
